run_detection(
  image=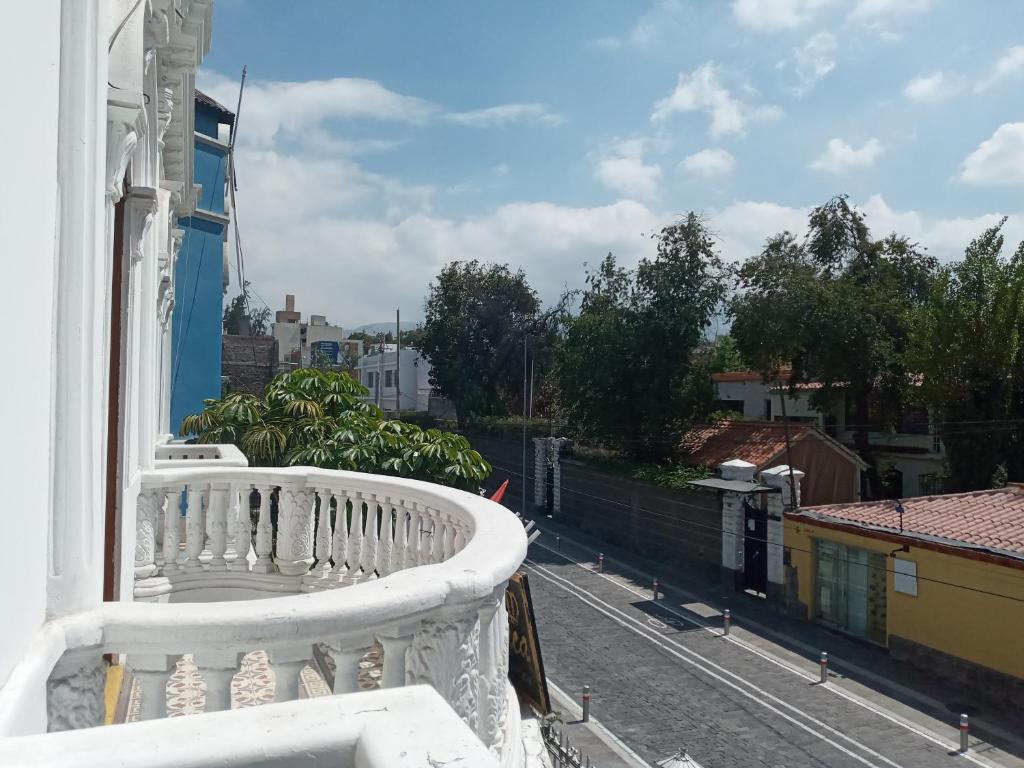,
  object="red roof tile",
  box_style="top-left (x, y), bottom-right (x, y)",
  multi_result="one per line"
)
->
top-left (678, 420), bottom-right (860, 469)
top-left (796, 485), bottom-right (1024, 557)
